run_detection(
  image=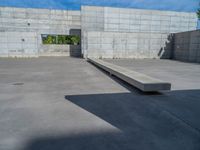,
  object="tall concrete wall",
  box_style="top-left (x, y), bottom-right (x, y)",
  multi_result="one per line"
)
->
top-left (0, 6), bottom-right (198, 58)
top-left (83, 31), bottom-right (173, 59)
top-left (173, 30), bottom-right (200, 63)
top-left (0, 7), bottom-right (81, 57)
top-left (81, 6), bottom-right (197, 58)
